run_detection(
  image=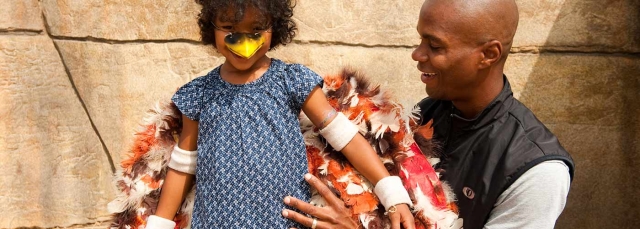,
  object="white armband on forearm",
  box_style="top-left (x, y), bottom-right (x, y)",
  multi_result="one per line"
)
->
top-left (318, 112), bottom-right (359, 151)
top-left (168, 145), bottom-right (197, 174)
top-left (146, 215), bottom-right (176, 229)
top-left (374, 176), bottom-right (413, 210)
